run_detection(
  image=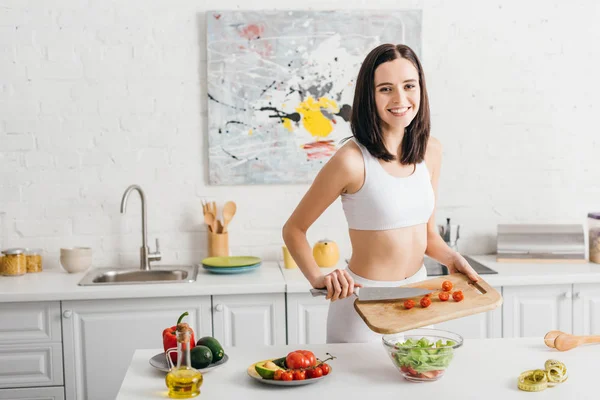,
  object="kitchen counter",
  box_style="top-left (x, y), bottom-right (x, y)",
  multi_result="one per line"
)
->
top-left (282, 255), bottom-right (600, 293)
top-left (117, 338), bottom-right (595, 400)
top-left (0, 262), bottom-right (285, 302)
top-left (1, 255), bottom-right (599, 302)
top-left (469, 255), bottom-right (600, 286)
